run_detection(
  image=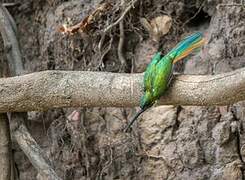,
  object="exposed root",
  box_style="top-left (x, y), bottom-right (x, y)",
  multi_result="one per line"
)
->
top-left (118, 0), bottom-right (127, 71)
top-left (103, 0), bottom-right (138, 33)
top-left (58, 2), bottom-right (113, 35)
top-left (231, 108), bottom-right (245, 180)
top-left (97, 35), bottom-right (113, 69)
